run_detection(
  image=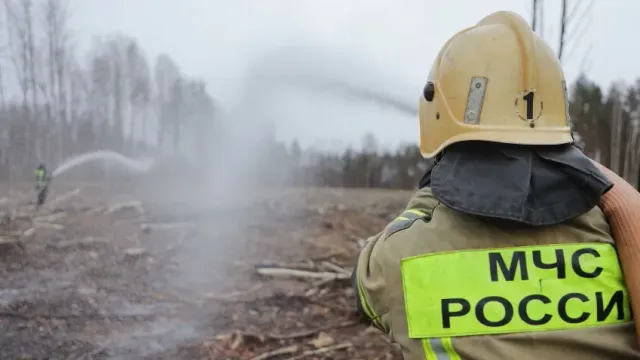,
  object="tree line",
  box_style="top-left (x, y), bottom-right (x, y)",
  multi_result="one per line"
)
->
top-left (0, 0), bottom-right (215, 180)
top-left (0, 0), bottom-right (637, 190)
